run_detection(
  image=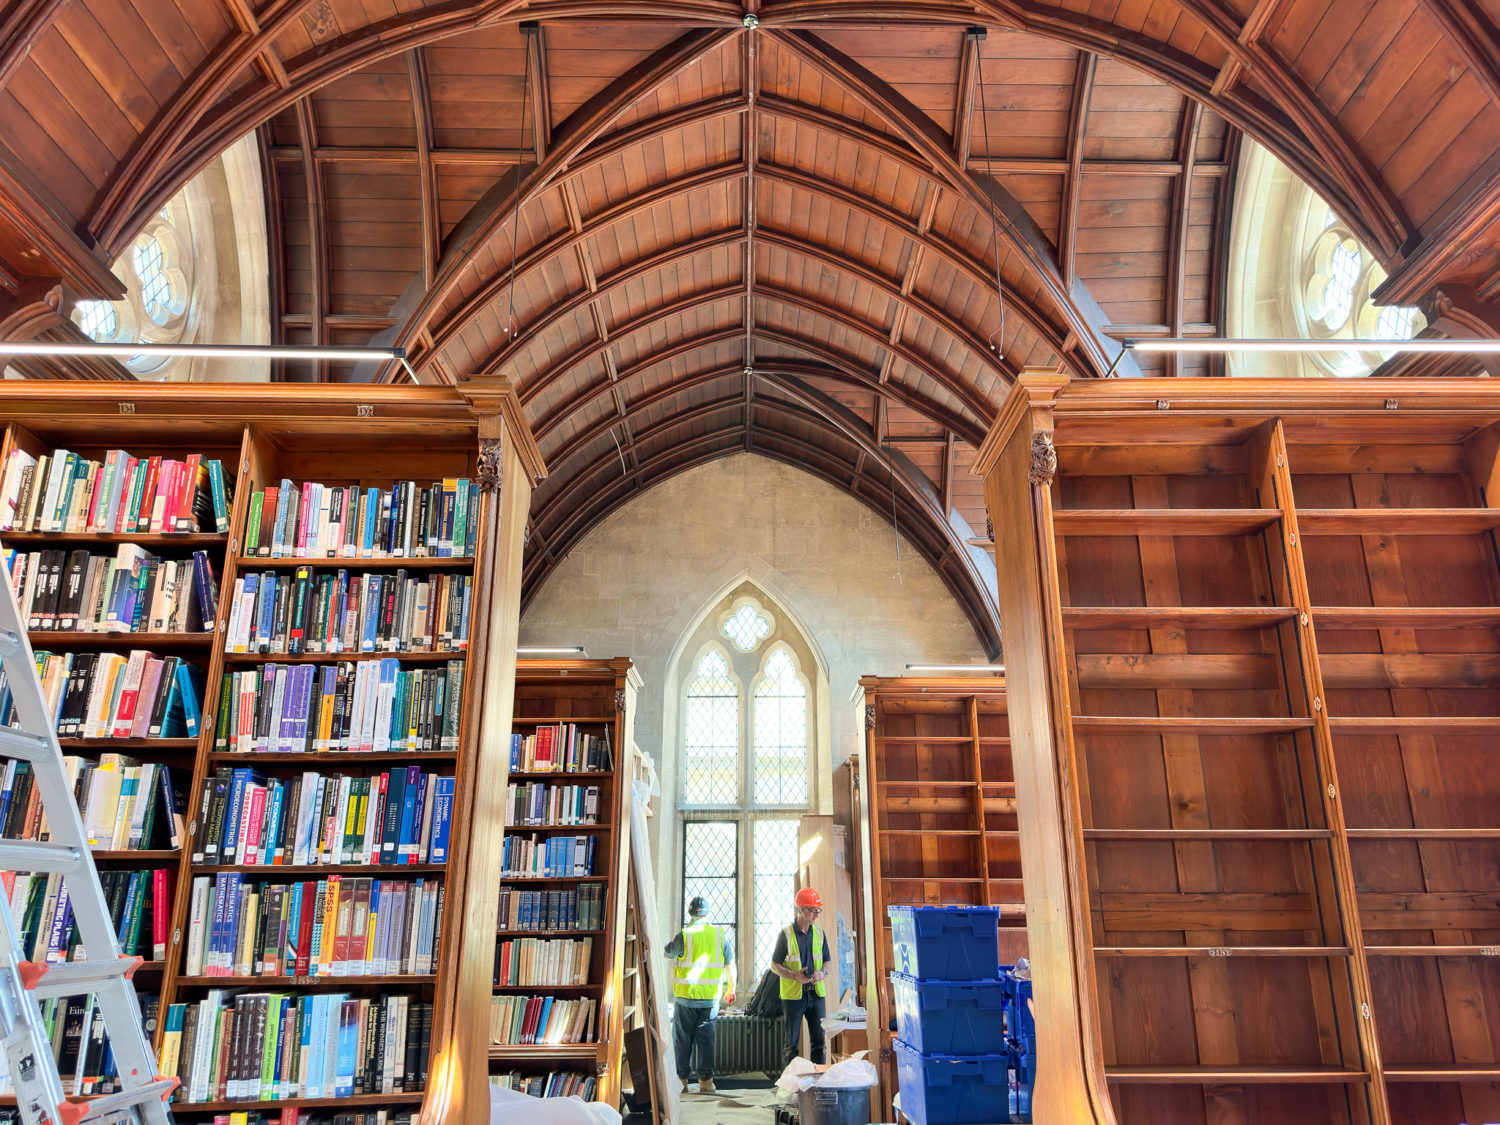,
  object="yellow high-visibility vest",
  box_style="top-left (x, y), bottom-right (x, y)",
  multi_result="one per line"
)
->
top-left (673, 921), bottom-right (727, 1001)
top-left (778, 923), bottom-right (827, 1000)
